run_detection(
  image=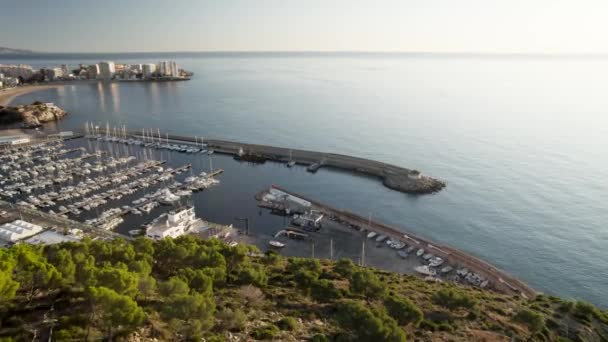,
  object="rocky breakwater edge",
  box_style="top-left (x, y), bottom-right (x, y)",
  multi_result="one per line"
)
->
top-left (0, 101), bottom-right (68, 128)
